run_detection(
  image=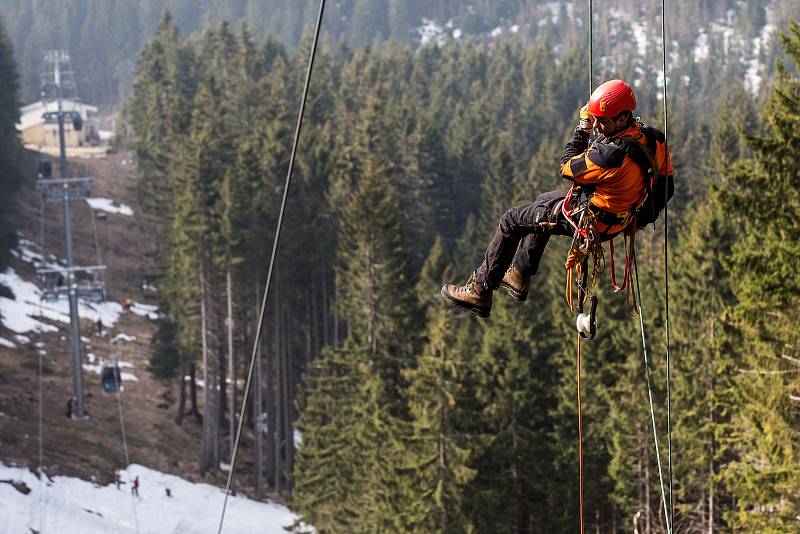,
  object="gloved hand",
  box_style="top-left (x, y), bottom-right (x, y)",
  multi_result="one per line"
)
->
top-left (579, 104), bottom-right (593, 131)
